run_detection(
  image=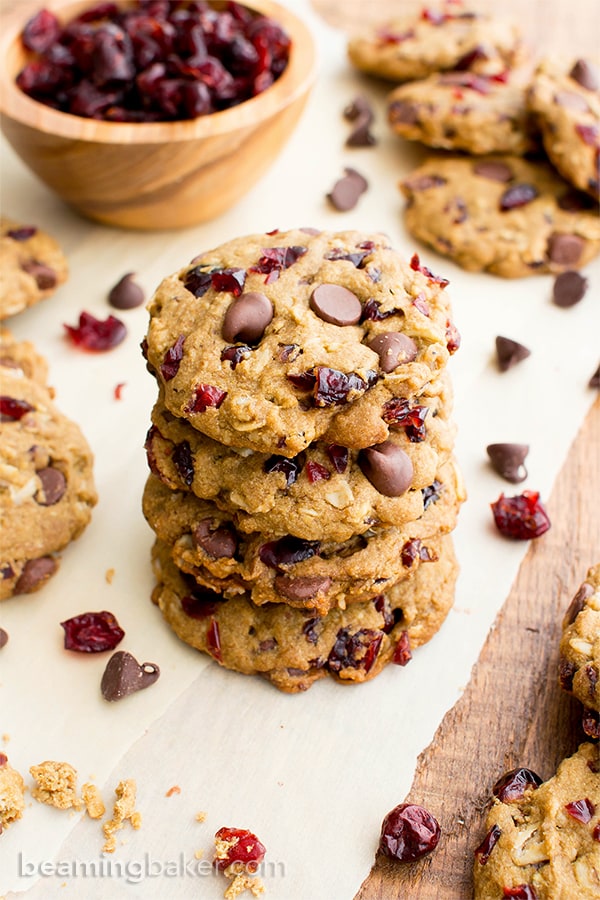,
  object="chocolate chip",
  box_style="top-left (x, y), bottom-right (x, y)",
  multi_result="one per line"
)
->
top-left (344, 95), bottom-right (376, 146)
top-left (495, 336), bottom-right (531, 372)
top-left (569, 59), bottom-right (600, 91)
top-left (274, 575), bottom-right (332, 601)
top-left (486, 443), bottom-right (529, 484)
top-left (344, 95), bottom-right (372, 122)
top-left (101, 651), bottom-right (160, 702)
top-left (554, 90), bottom-right (590, 111)
top-left (552, 270), bottom-right (588, 307)
top-left (499, 183), bottom-right (538, 211)
top-left (547, 233), bottom-right (584, 265)
top-left (389, 99), bottom-right (419, 125)
top-left (564, 581), bottom-right (593, 625)
top-left (7, 226), bottom-right (37, 241)
top-left (327, 168), bottom-right (368, 211)
top-left (589, 363), bottom-right (600, 389)
top-left (14, 556), bottom-right (58, 594)
top-left (20, 260), bottom-right (56, 290)
top-left (368, 332), bottom-right (418, 372)
top-left (358, 442), bottom-right (413, 496)
top-left (310, 284), bottom-right (362, 326)
top-left (0, 628), bottom-right (8, 649)
top-left (35, 466), bottom-right (67, 506)
top-left (193, 519), bottom-right (237, 559)
top-left (221, 291), bottom-right (273, 344)
top-left (403, 174), bottom-right (447, 192)
top-left (108, 273), bottom-right (145, 309)
top-left (473, 161), bottom-right (513, 183)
